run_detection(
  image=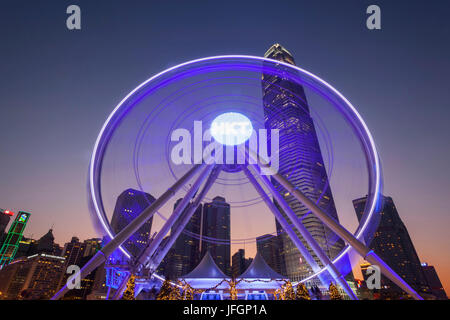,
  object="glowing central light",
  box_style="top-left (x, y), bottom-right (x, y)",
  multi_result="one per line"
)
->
top-left (210, 112), bottom-right (253, 146)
